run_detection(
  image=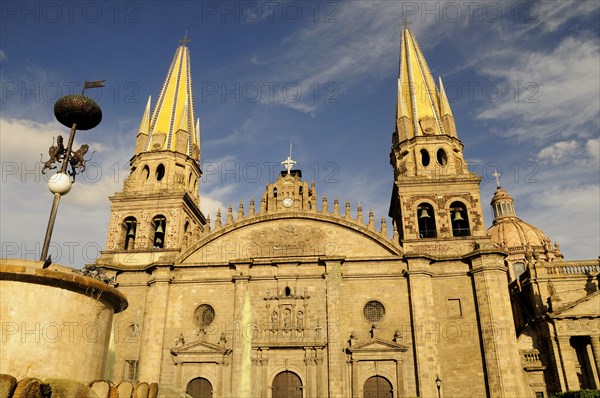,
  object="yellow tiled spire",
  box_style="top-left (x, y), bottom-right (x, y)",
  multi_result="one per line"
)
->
top-left (138, 95), bottom-right (152, 136)
top-left (395, 28), bottom-right (455, 141)
top-left (438, 76), bottom-right (457, 137)
top-left (145, 33), bottom-right (197, 158)
top-left (194, 117), bottom-right (201, 161)
top-left (134, 95), bottom-right (152, 155)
